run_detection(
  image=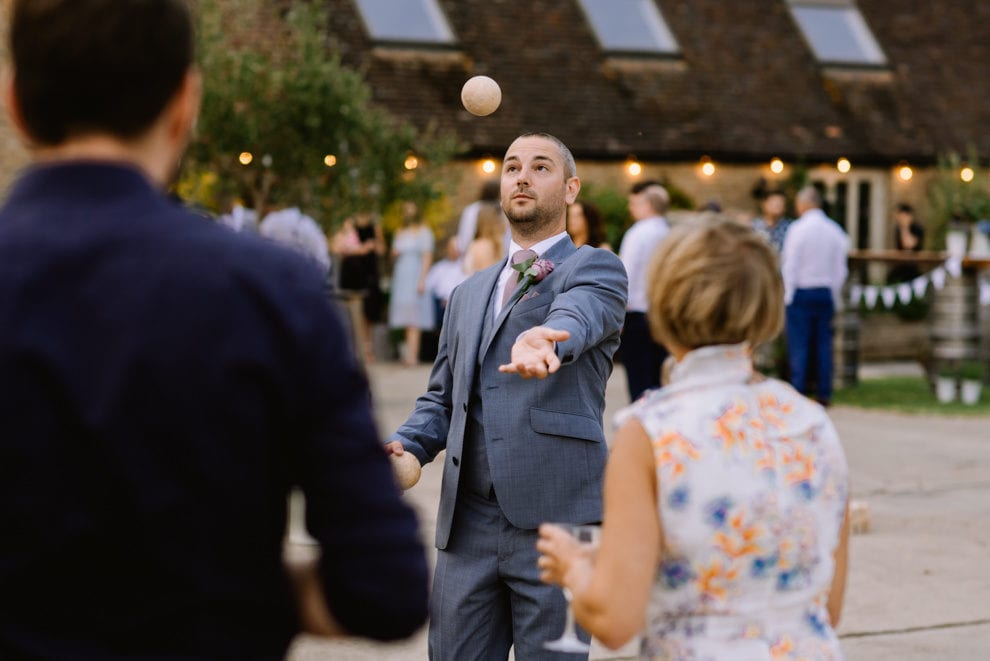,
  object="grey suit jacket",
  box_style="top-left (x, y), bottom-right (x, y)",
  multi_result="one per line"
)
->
top-left (392, 237), bottom-right (628, 550)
